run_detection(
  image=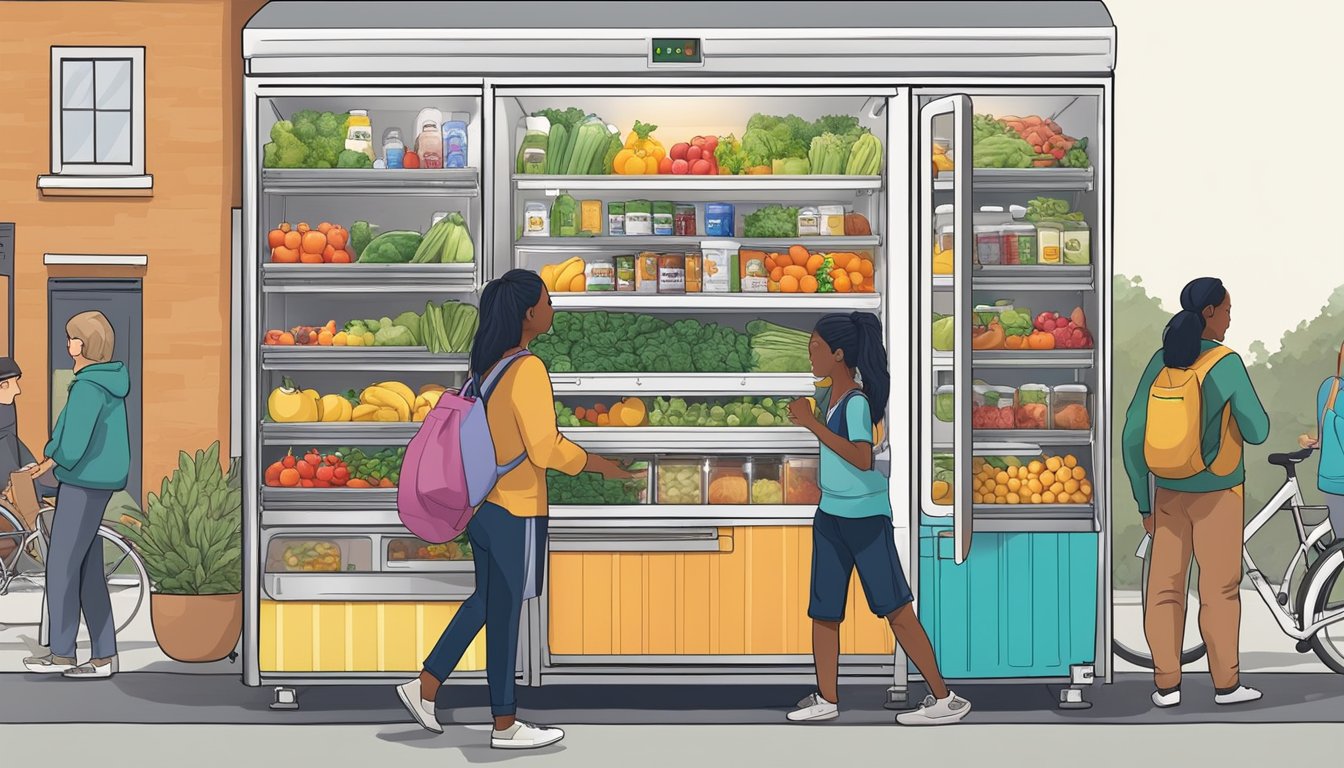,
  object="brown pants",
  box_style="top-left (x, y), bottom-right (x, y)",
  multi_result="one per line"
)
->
top-left (1146, 486), bottom-right (1244, 691)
